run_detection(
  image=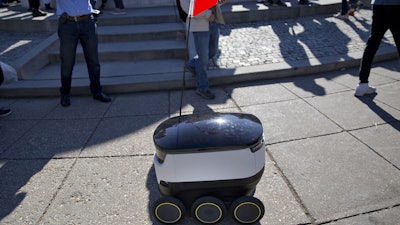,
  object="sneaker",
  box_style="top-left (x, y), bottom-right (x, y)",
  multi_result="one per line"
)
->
top-left (0, 108), bottom-right (11, 117)
top-left (334, 12), bottom-right (348, 20)
top-left (185, 64), bottom-right (196, 76)
top-left (32, 9), bottom-right (47, 17)
top-left (354, 83), bottom-right (376, 97)
top-left (348, 10), bottom-right (355, 17)
top-left (111, 8), bottom-right (126, 15)
top-left (196, 89), bottom-right (216, 99)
